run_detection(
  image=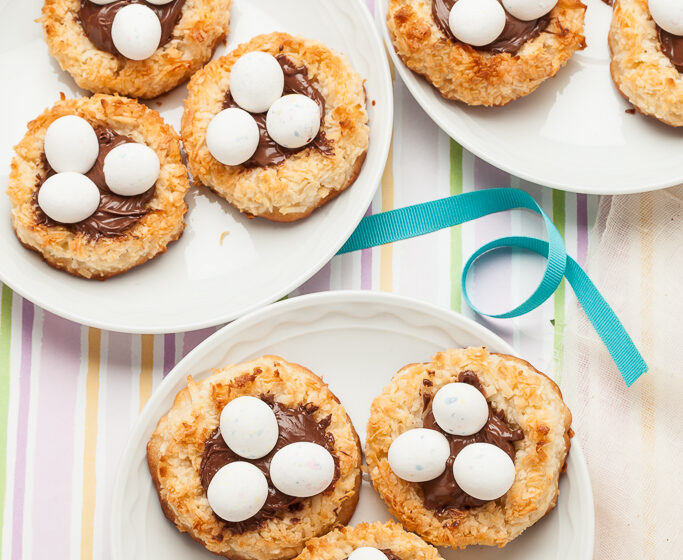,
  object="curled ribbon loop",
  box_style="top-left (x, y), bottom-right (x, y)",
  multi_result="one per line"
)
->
top-left (337, 188), bottom-right (647, 387)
